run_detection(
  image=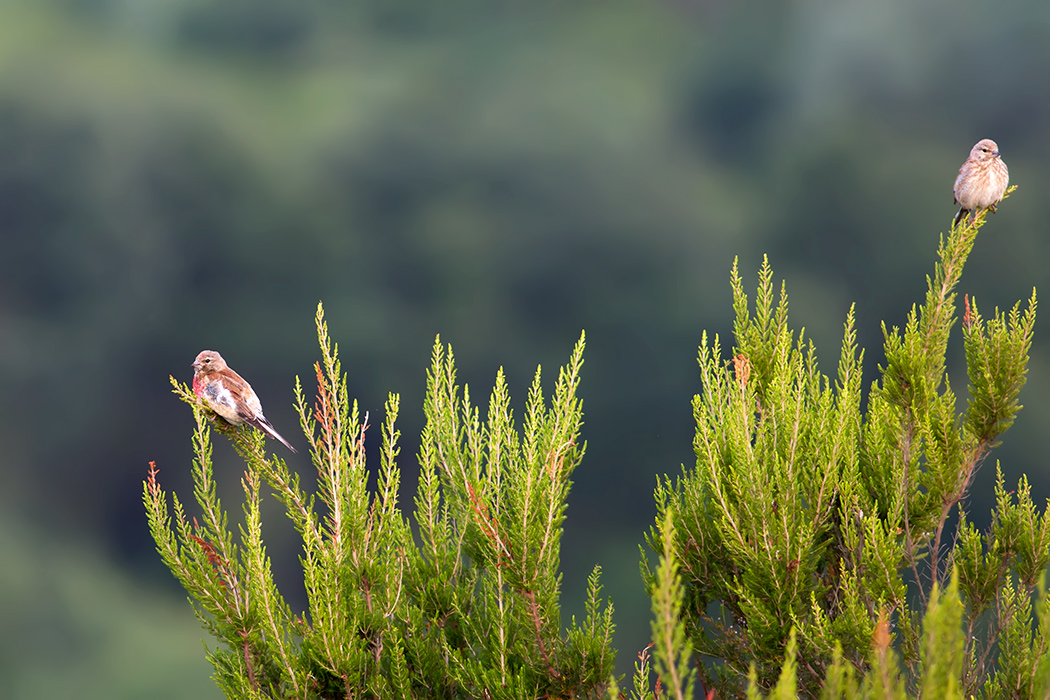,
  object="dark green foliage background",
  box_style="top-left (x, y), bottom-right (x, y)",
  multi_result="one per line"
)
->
top-left (2, 0), bottom-right (1048, 696)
